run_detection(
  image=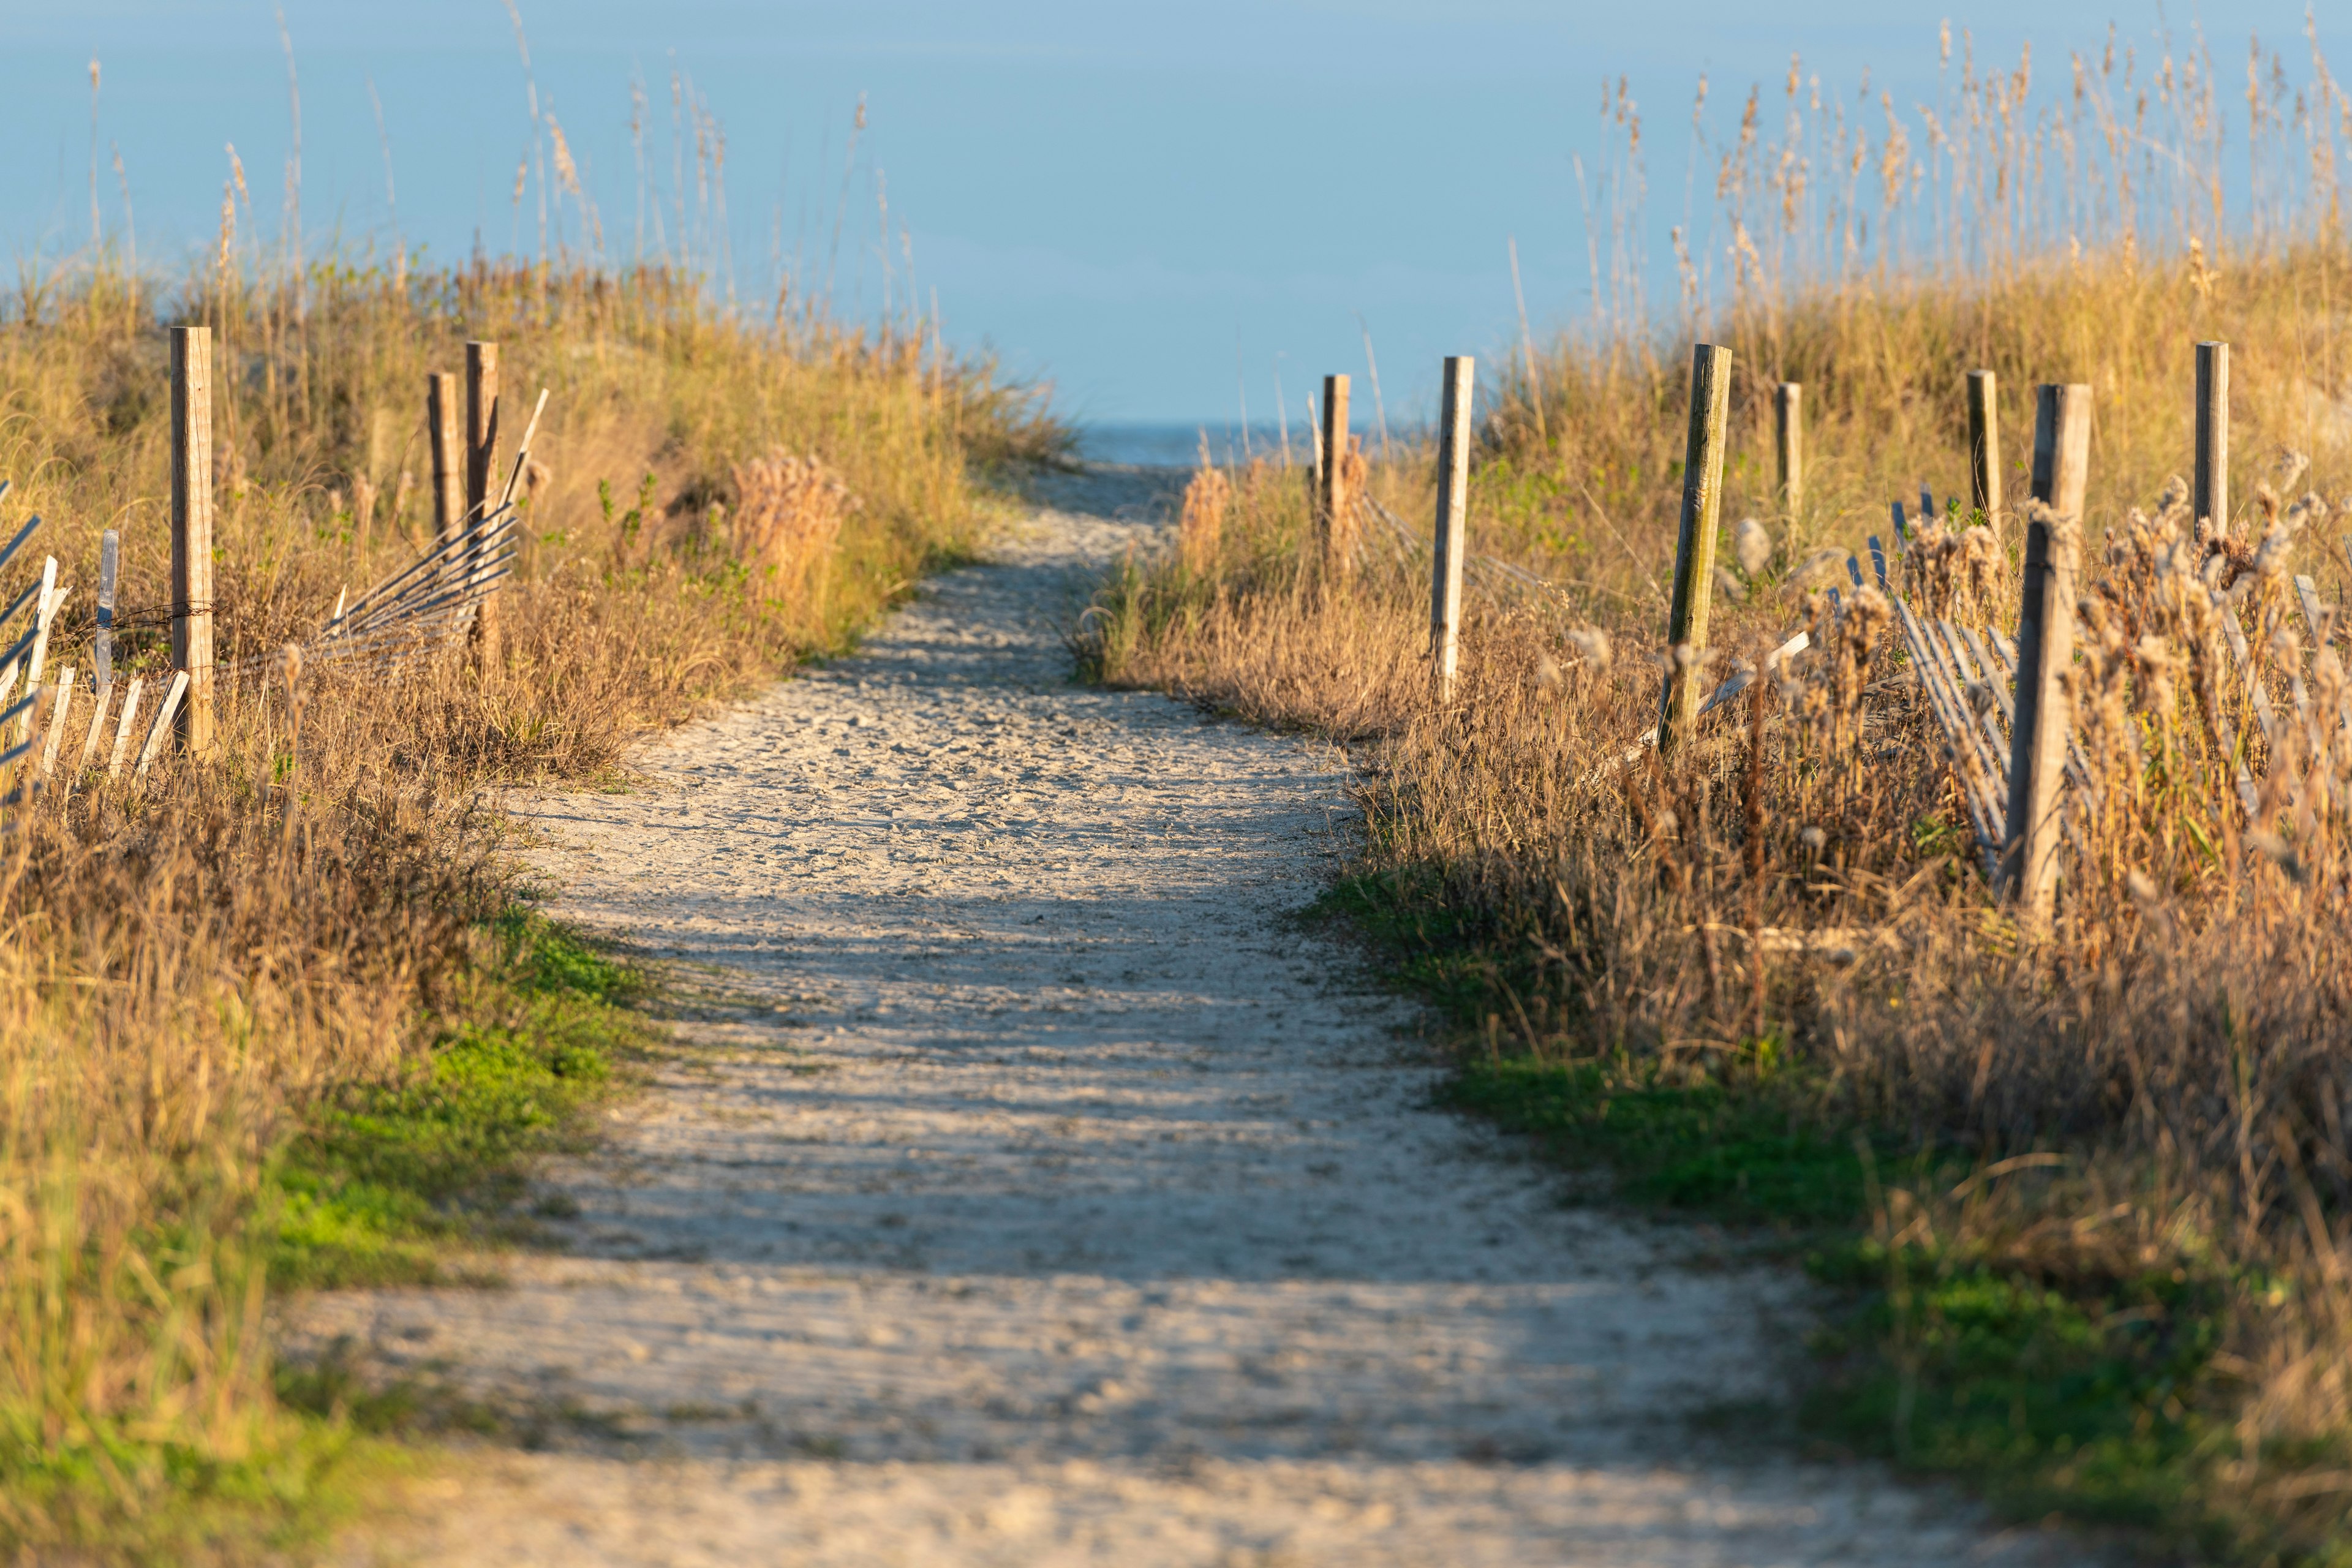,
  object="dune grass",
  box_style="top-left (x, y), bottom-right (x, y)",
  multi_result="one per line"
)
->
top-left (1076, 35), bottom-right (2352, 1552)
top-left (0, 254), bottom-right (1057, 1561)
